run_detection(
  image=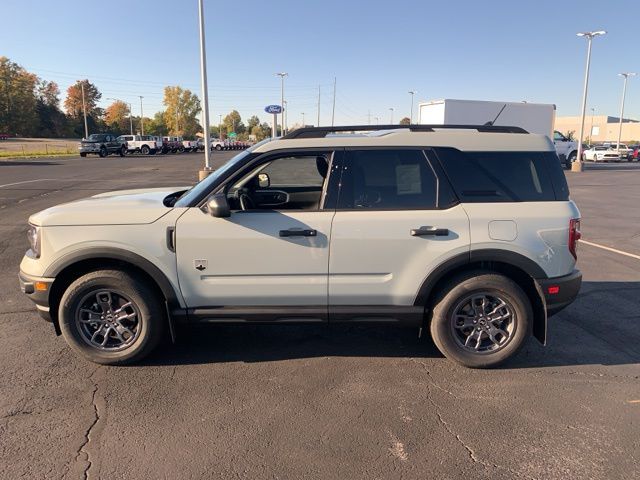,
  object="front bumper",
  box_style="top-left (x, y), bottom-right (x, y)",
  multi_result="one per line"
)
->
top-left (537, 269), bottom-right (582, 317)
top-left (18, 271), bottom-right (54, 322)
